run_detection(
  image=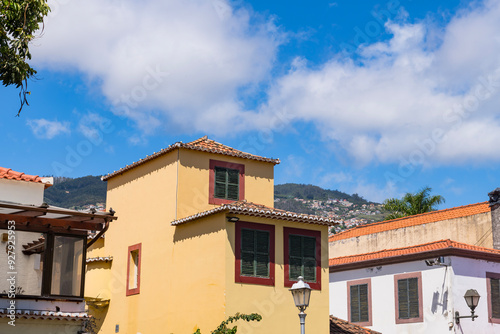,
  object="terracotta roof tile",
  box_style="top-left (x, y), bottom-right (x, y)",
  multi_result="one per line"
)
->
top-left (330, 316), bottom-right (381, 334)
top-left (329, 239), bottom-right (500, 267)
top-left (0, 167), bottom-right (50, 186)
top-left (330, 202), bottom-right (490, 242)
top-left (0, 309), bottom-right (89, 321)
top-left (86, 256), bottom-right (113, 263)
top-left (171, 200), bottom-right (337, 226)
top-left (103, 136), bottom-right (280, 181)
